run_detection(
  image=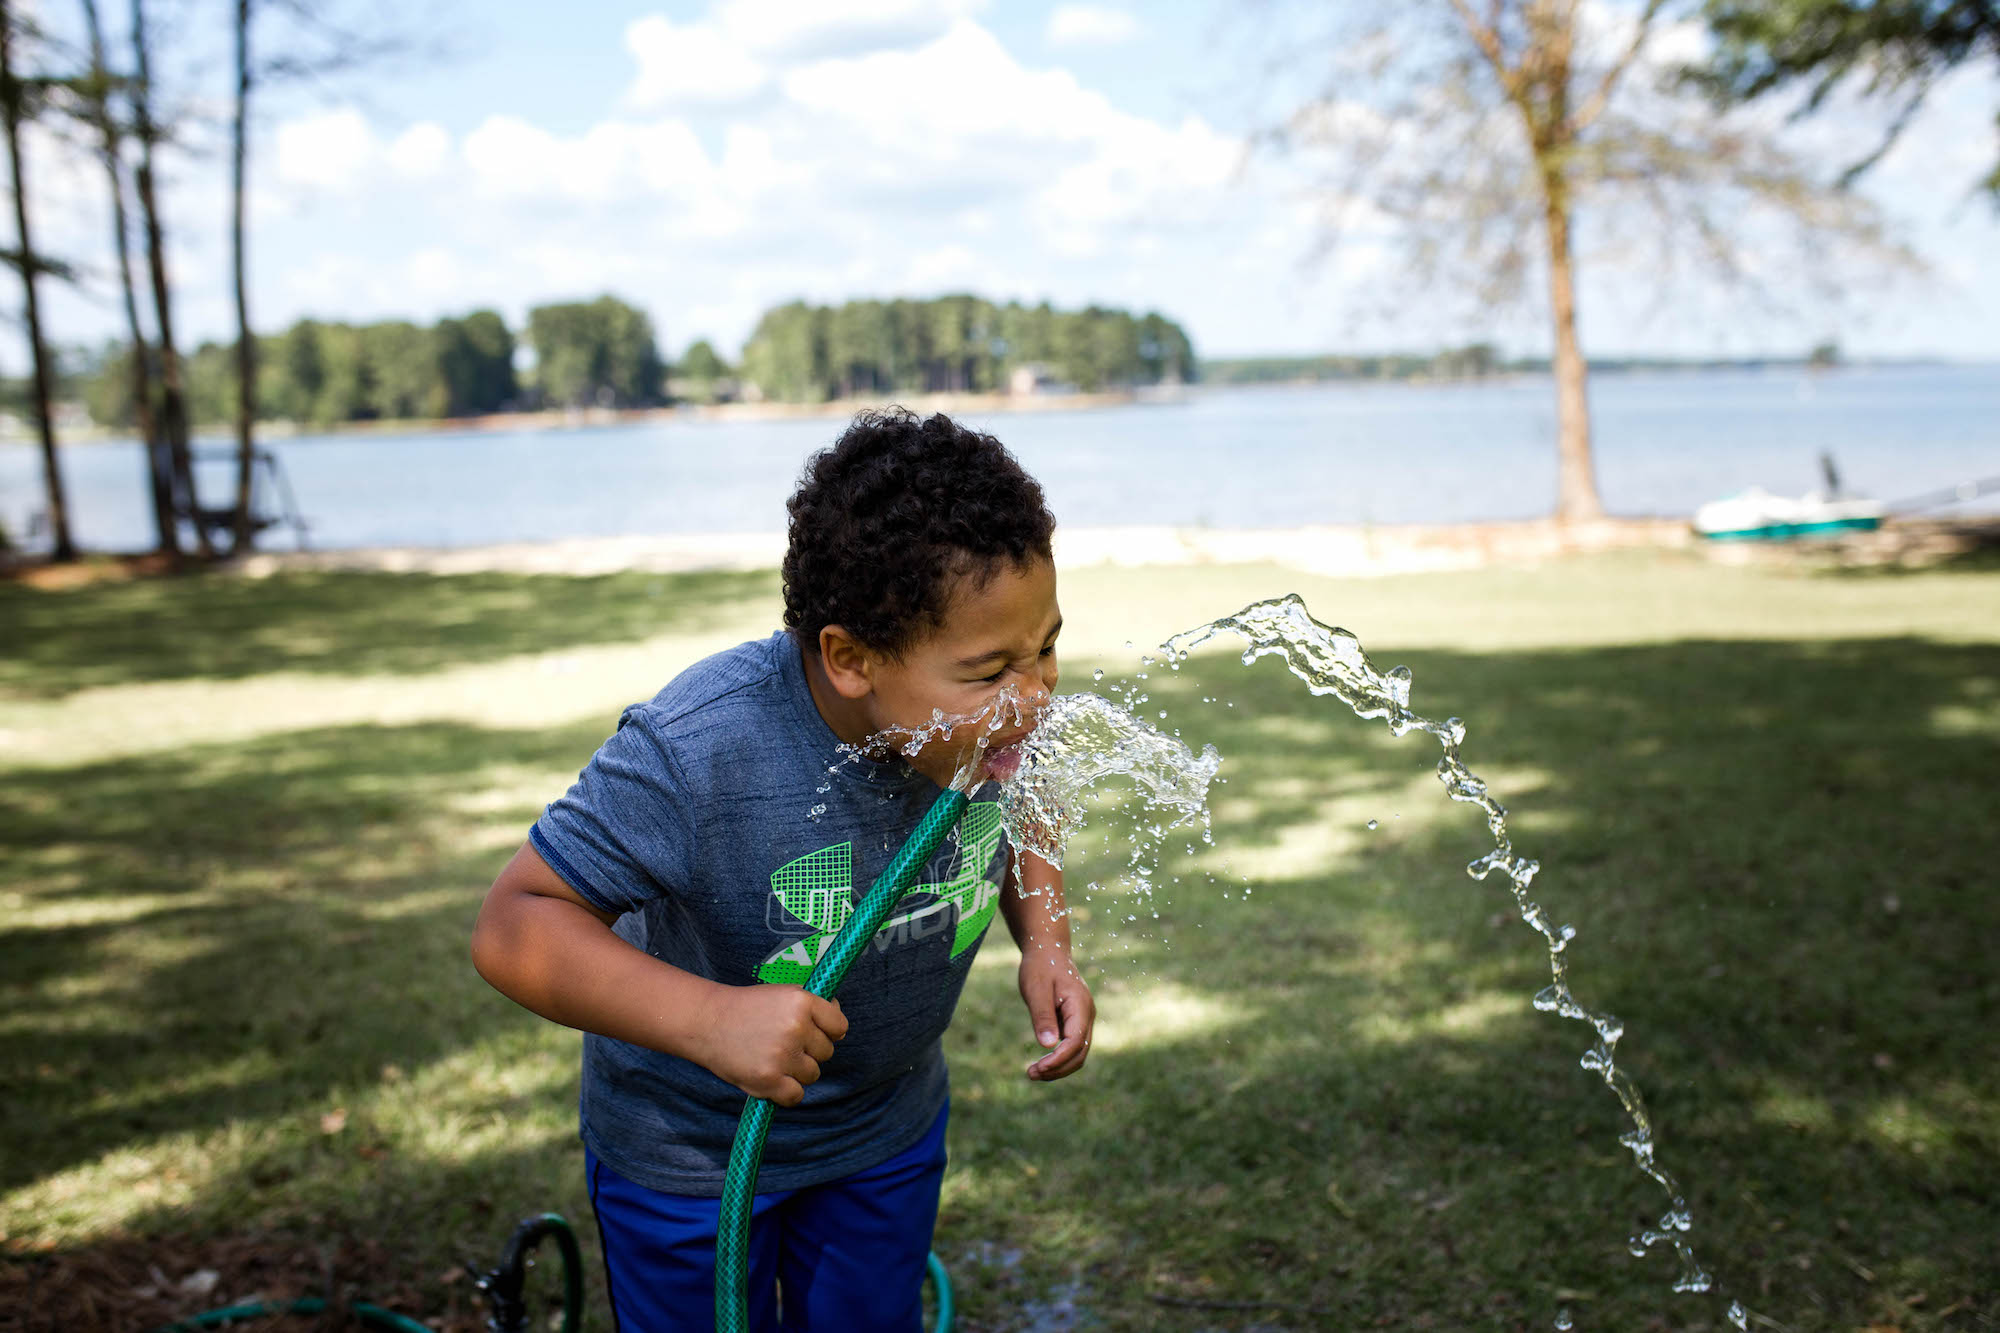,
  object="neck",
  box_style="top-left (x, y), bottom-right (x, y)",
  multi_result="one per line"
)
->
top-left (799, 636), bottom-right (874, 747)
